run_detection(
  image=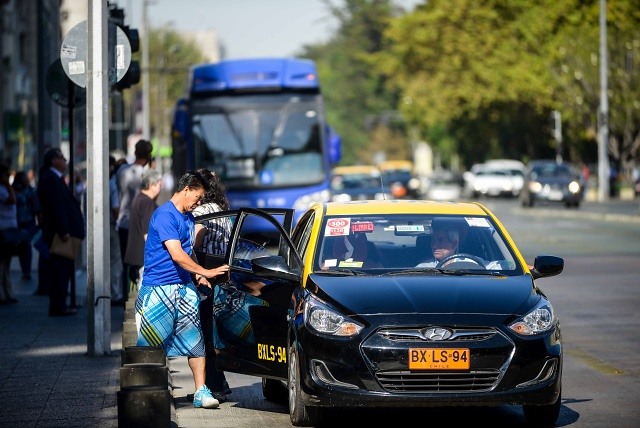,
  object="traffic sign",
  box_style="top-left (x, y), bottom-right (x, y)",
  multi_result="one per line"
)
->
top-left (60, 20), bottom-right (132, 88)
